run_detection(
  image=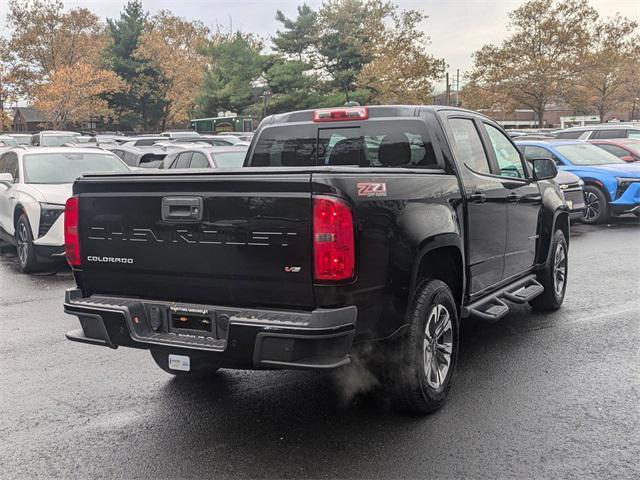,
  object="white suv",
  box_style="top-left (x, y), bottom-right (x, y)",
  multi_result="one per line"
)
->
top-left (0, 147), bottom-right (129, 272)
